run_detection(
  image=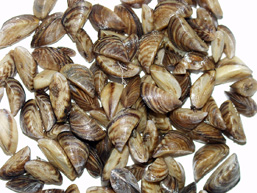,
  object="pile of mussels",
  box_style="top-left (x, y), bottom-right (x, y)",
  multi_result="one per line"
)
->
top-left (0, 0), bottom-right (256, 192)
